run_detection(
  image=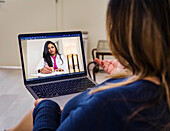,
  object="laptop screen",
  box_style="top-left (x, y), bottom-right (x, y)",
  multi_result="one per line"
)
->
top-left (18, 31), bottom-right (86, 84)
